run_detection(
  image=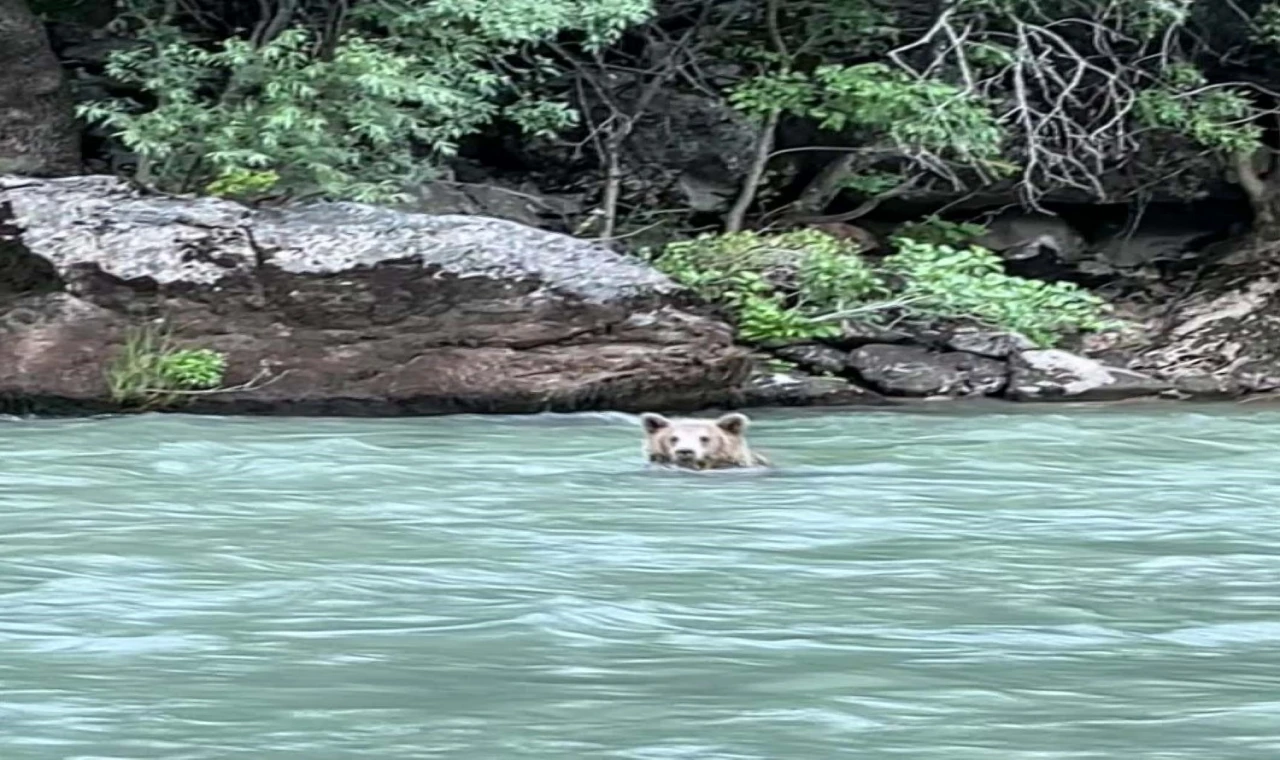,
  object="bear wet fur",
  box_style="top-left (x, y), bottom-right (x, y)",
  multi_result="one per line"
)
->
top-left (639, 412), bottom-right (770, 470)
